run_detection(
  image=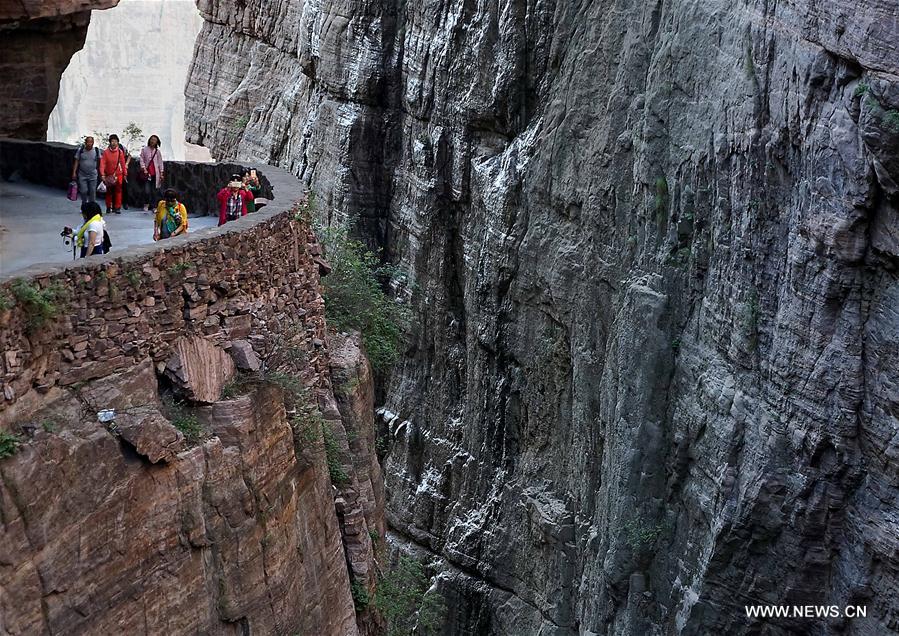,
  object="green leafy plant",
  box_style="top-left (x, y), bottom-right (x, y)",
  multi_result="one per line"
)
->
top-left (671, 337), bottom-right (681, 354)
top-left (374, 556), bottom-right (446, 636)
top-left (41, 420), bottom-right (58, 433)
top-left (292, 194), bottom-right (316, 225)
top-left (369, 528), bottom-right (380, 542)
top-left (168, 261), bottom-right (192, 274)
top-left (351, 580), bottom-right (371, 611)
top-left (163, 398), bottom-right (204, 444)
top-left (317, 221), bottom-right (411, 372)
top-left (125, 270), bottom-right (142, 287)
top-left (0, 293), bottom-right (12, 311)
top-left (122, 121), bottom-right (144, 152)
top-left (10, 279), bottom-right (64, 329)
top-left (0, 431), bottom-right (22, 459)
top-left (885, 110), bottom-right (899, 134)
top-left (623, 518), bottom-right (667, 551)
top-left (854, 82), bottom-right (870, 98)
top-left (265, 370), bottom-right (308, 409)
top-left (221, 372), bottom-right (258, 400)
top-left (322, 423), bottom-right (350, 486)
top-left (233, 115), bottom-right (250, 131)
top-left (653, 177), bottom-right (669, 220)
